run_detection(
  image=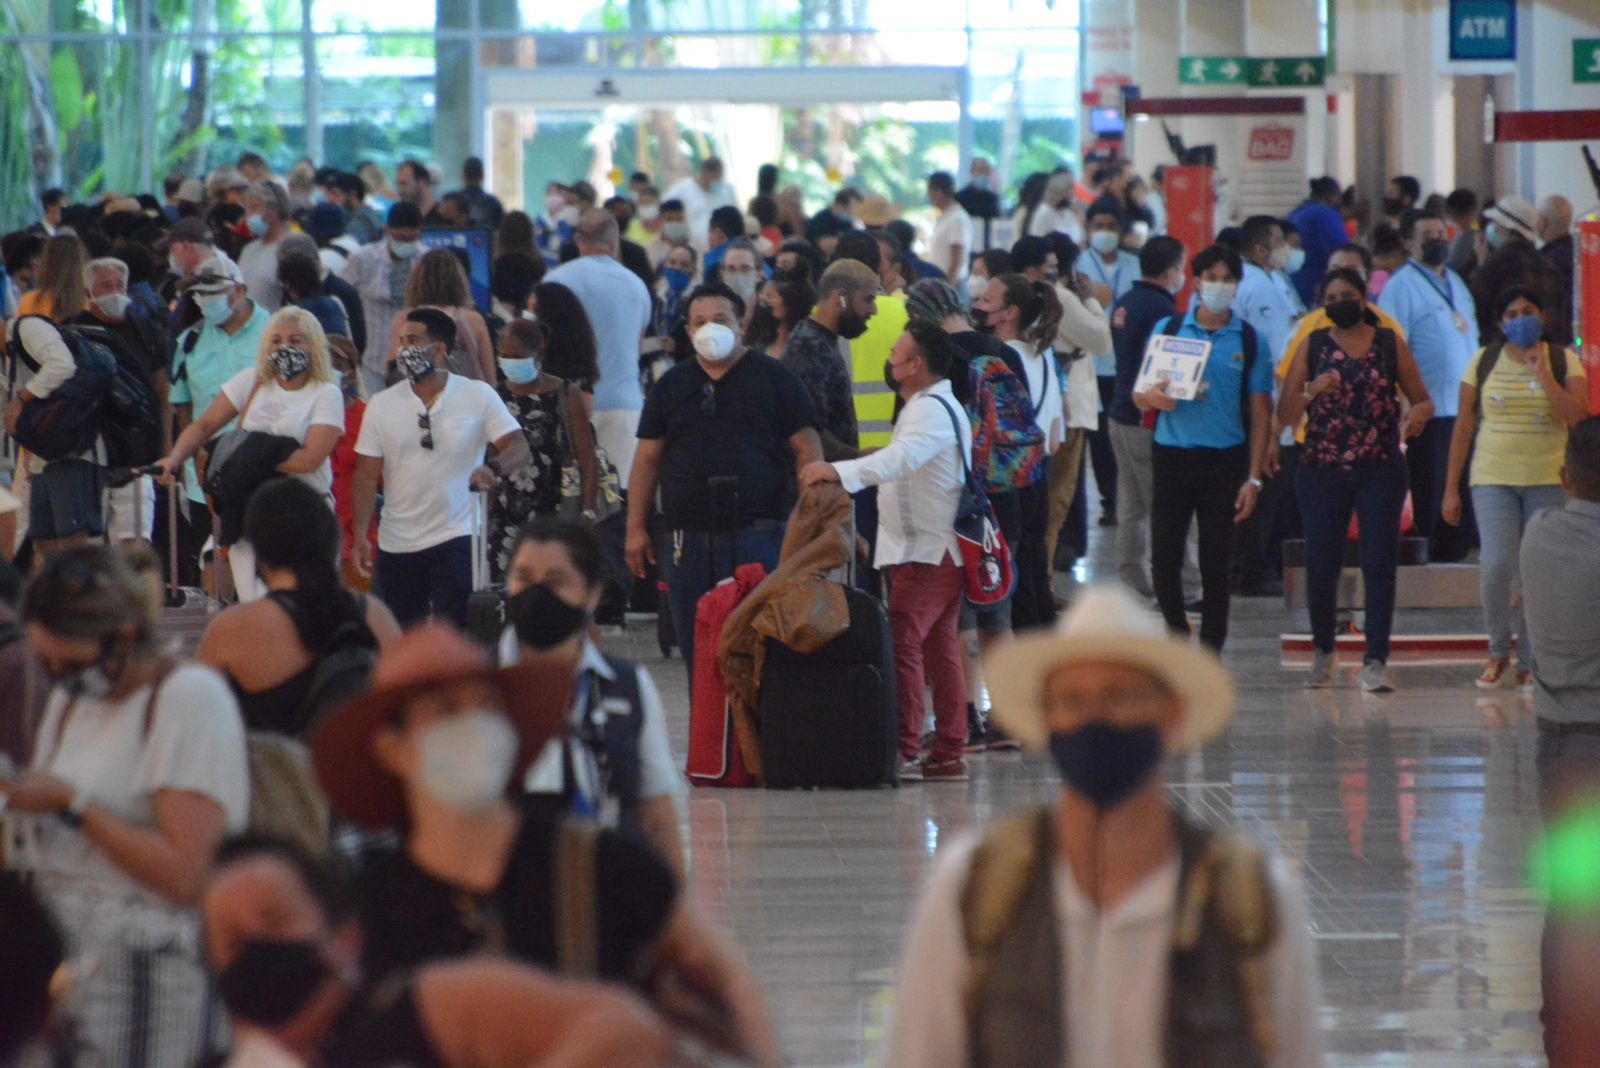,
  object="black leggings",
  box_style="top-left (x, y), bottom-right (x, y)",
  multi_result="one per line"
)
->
top-left (1150, 444), bottom-right (1247, 651)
